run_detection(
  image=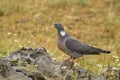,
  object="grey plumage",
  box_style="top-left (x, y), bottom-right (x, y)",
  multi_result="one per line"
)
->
top-left (54, 22), bottom-right (111, 59)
